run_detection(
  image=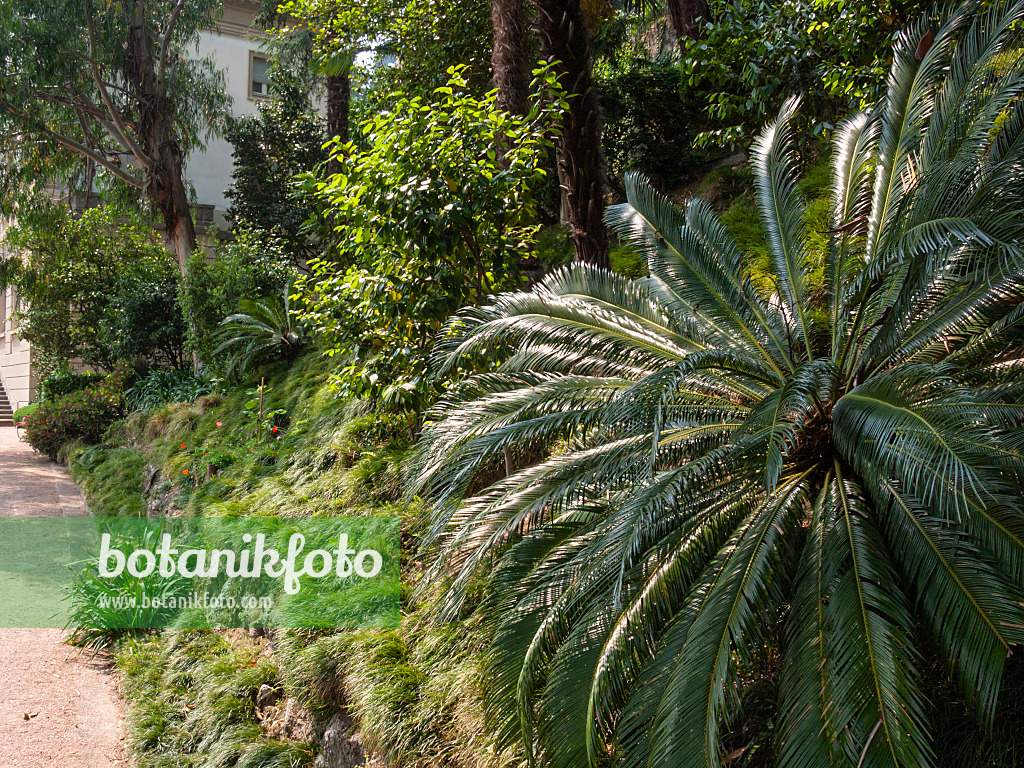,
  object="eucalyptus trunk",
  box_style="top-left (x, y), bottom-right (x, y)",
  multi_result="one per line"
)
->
top-left (125, 0), bottom-right (196, 277)
top-left (535, 0), bottom-right (609, 268)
